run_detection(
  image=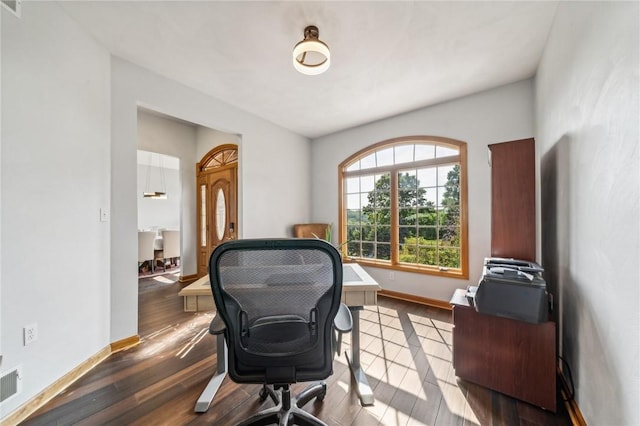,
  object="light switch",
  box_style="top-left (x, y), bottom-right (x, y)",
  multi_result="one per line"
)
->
top-left (100, 208), bottom-right (109, 222)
